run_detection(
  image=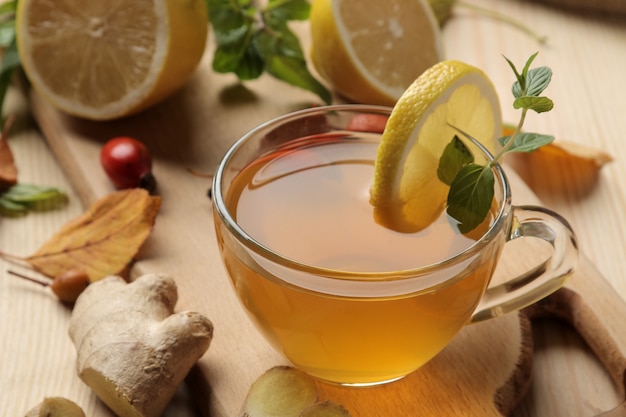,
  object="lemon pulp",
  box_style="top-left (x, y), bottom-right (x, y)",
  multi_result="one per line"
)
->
top-left (310, 0), bottom-right (443, 106)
